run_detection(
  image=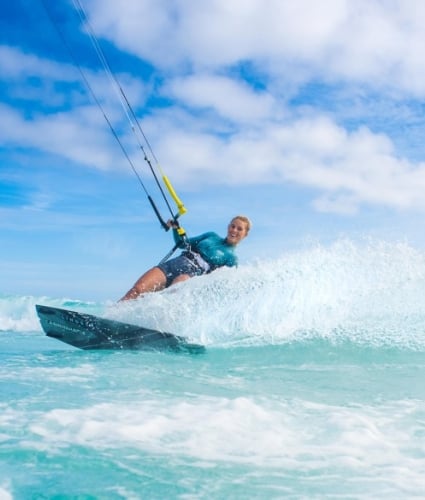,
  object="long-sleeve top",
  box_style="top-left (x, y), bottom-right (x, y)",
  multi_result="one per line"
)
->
top-left (173, 230), bottom-right (238, 270)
